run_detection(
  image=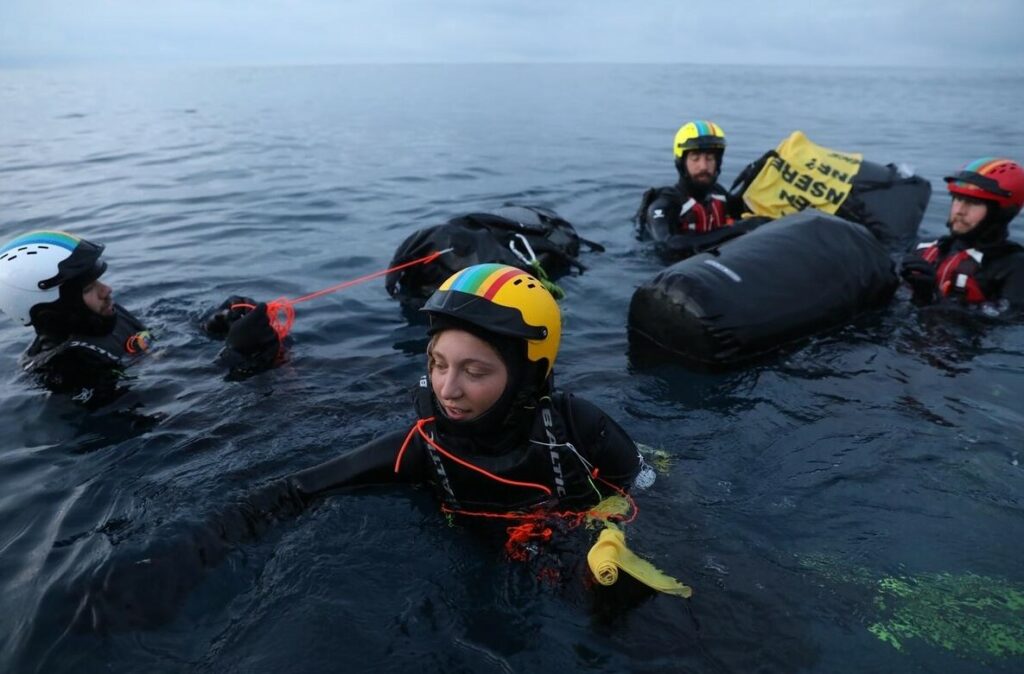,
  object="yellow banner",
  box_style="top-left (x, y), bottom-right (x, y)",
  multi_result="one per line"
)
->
top-left (742, 131), bottom-right (863, 218)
